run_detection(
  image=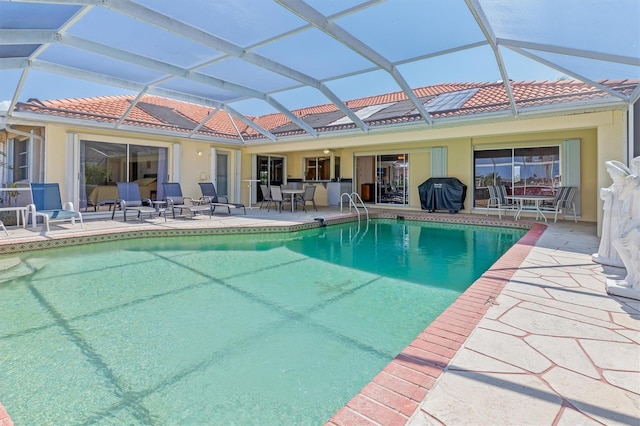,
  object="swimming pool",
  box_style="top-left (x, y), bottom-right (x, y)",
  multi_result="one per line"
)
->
top-left (0, 219), bottom-right (524, 424)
